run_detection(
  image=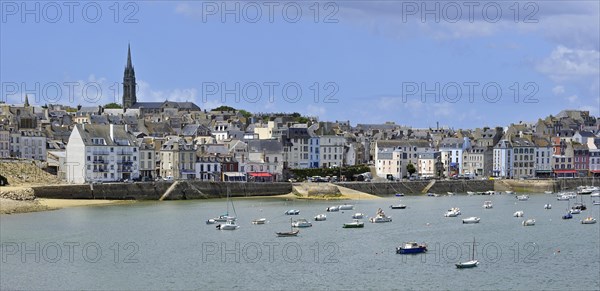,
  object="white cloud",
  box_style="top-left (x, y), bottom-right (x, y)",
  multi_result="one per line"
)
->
top-left (536, 46), bottom-right (600, 82)
top-left (552, 86), bottom-right (565, 95)
top-left (306, 104), bottom-right (326, 117)
top-left (566, 95), bottom-right (578, 103)
top-left (137, 80), bottom-right (198, 103)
